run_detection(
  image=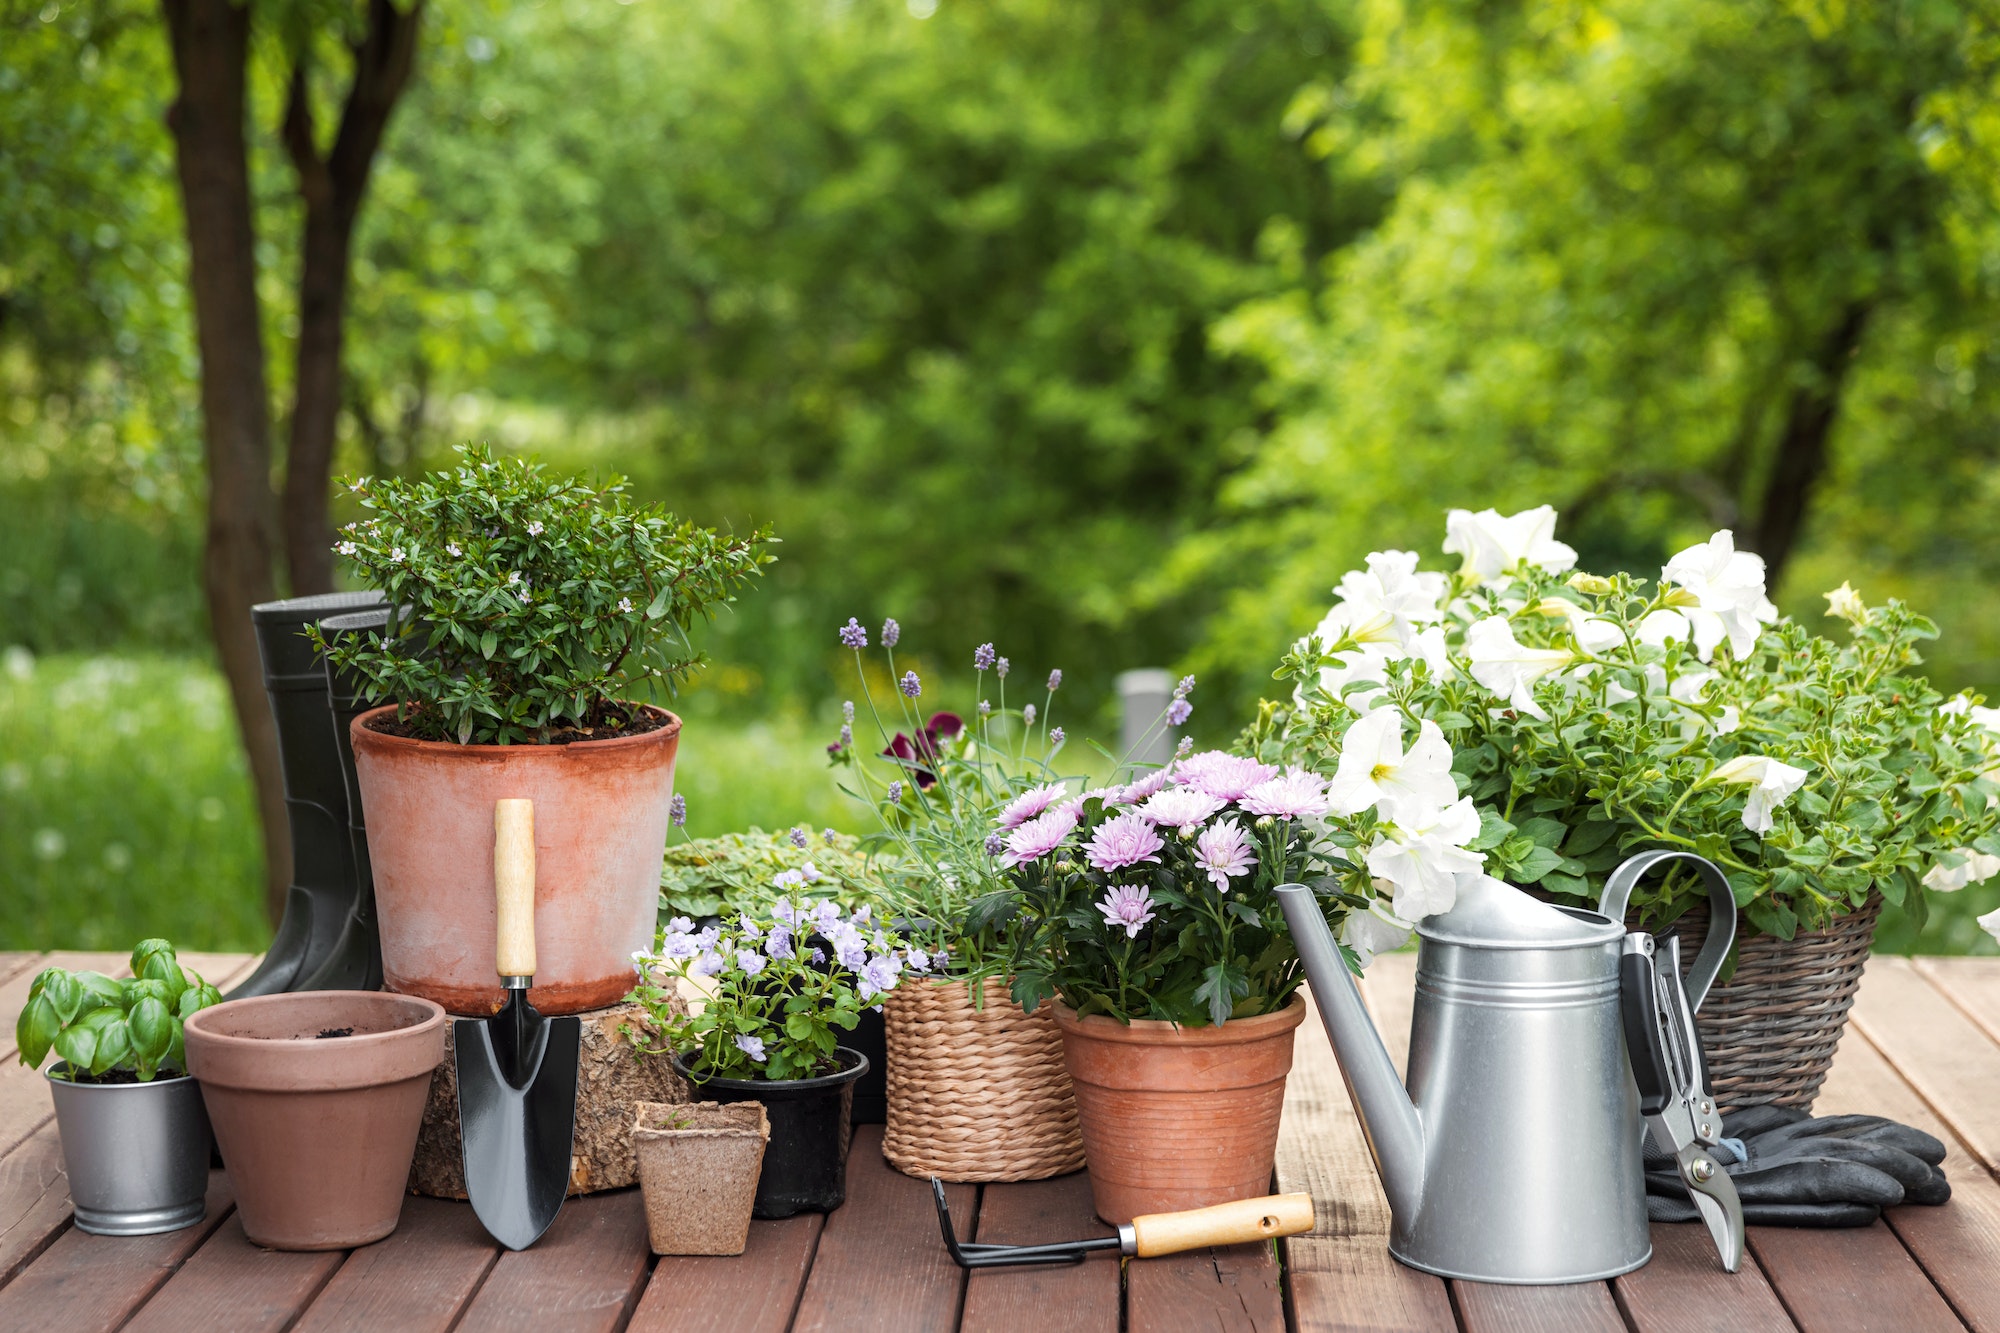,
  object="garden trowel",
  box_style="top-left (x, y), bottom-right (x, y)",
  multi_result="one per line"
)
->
top-left (456, 798), bottom-right (581, 1251)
